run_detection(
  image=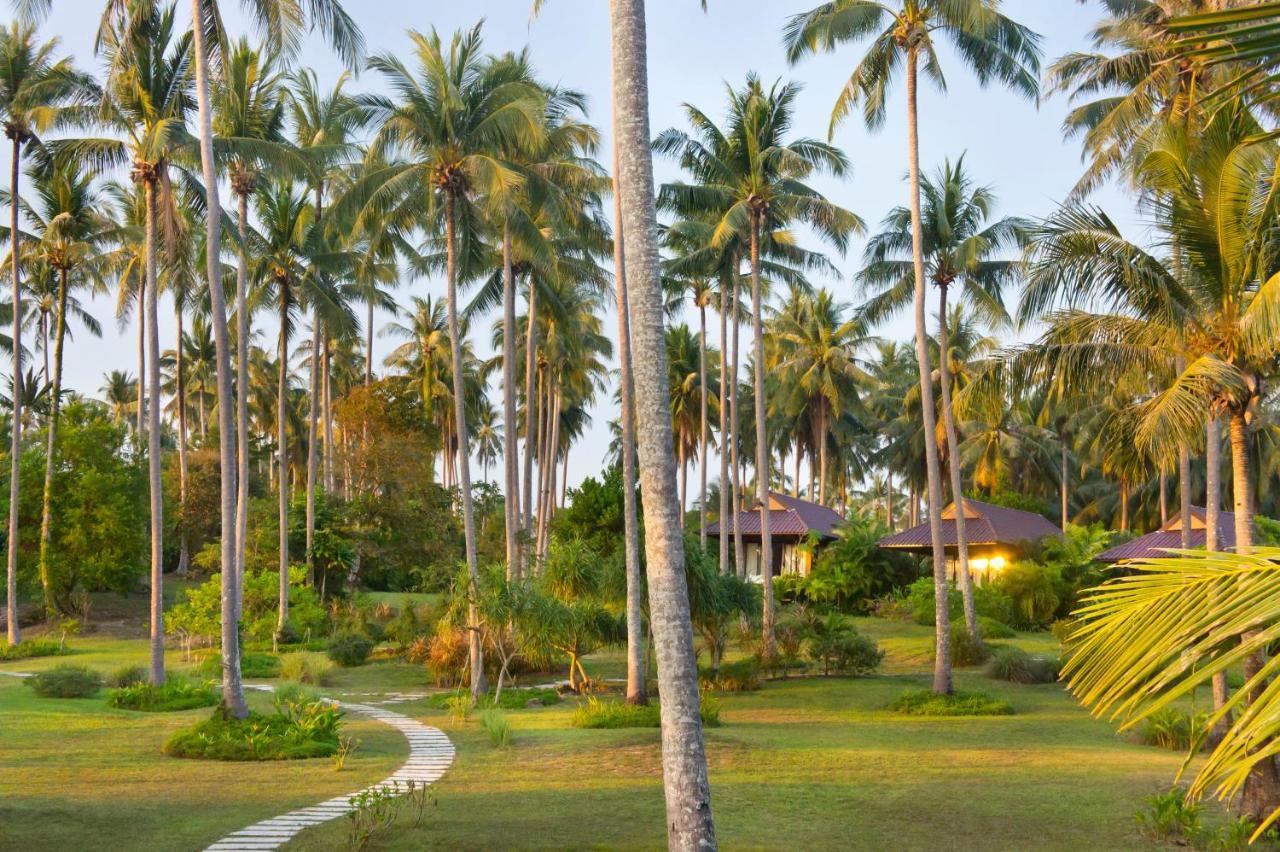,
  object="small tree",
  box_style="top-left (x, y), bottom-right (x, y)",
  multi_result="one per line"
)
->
top-left (685, 541), bottom-right (757, 673)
